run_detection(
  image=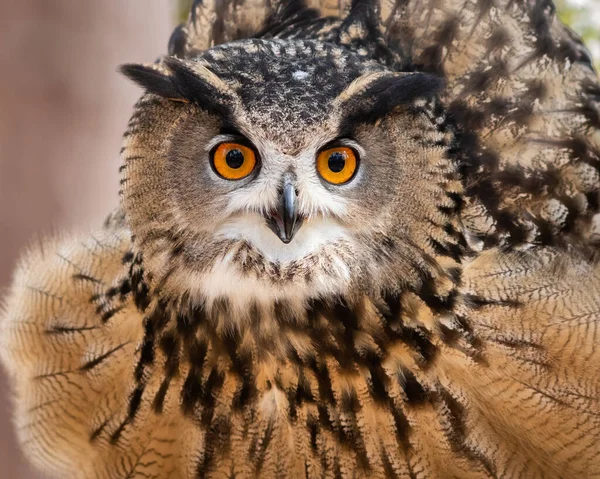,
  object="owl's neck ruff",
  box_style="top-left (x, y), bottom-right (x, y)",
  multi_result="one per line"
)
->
top-left (114, 231), bottom-right (477, 445)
